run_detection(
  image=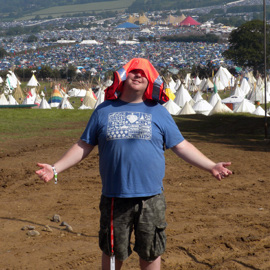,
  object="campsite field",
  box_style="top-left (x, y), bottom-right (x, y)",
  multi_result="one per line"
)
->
top-left (1, 109), bottom-right (270, 269)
